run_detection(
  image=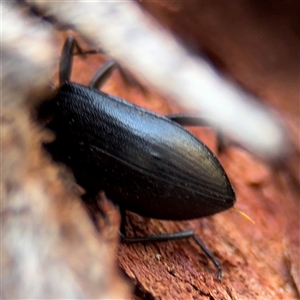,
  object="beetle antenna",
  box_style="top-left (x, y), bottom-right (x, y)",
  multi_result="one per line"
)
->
top-left (233, 207), bottom-right (255, 224)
